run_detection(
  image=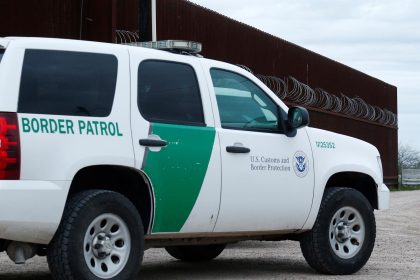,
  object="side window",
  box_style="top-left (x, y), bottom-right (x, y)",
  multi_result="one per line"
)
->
top-left (210, 69), bottom-right (281, 133)
top-left (0, 49), bottom-right (4, 62)
top-left (138, 60), bottom-right (205, 126)
top-left (18, 49), bottom-right (118, 117)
